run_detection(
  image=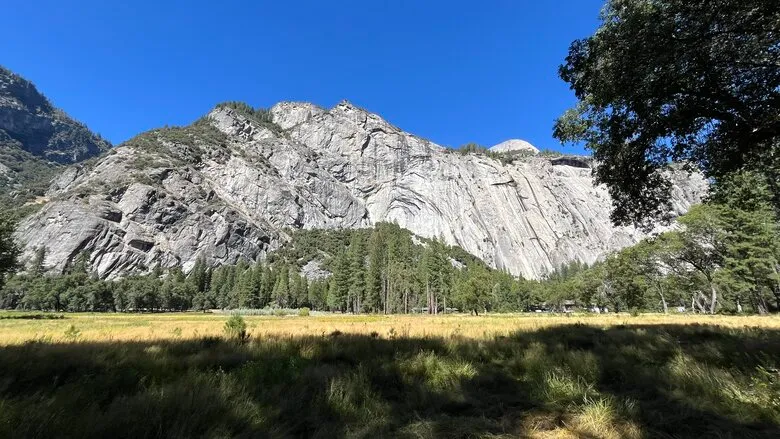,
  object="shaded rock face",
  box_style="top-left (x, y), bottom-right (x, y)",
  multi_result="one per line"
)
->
top-left (0, 67), bottom-right (110, 164)
top-left (0, 67), bottom-right (111, 209)
top-left (16, 101), bottom-right (706, 279)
